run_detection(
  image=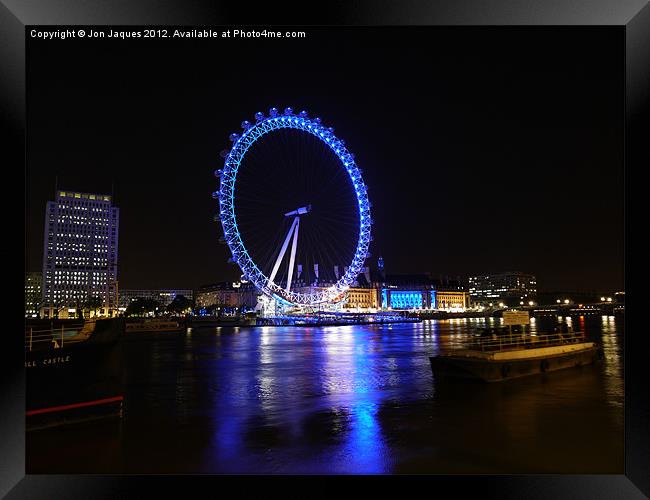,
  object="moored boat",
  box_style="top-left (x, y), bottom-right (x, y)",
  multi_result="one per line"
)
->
top-left (25, 318), bottom-right (125, 429)
top-left (430, 331), bottom-right (600, 382)
top-left (125, 318), bottom-right (185, 333)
